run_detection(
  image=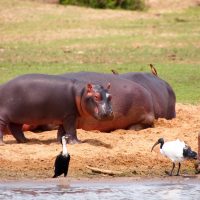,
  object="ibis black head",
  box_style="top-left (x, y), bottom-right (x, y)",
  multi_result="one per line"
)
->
top-left (151, 138), bottom-right (164, 152)
top-left (183, 146), bottom-right (197, 160)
